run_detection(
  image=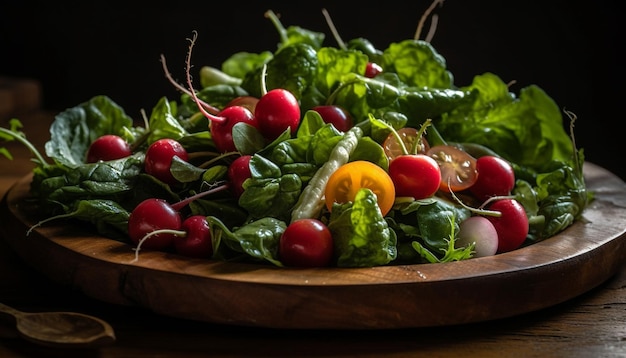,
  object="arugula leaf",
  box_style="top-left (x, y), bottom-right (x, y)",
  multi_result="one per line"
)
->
top-left (411, 216), bottom-right (474, 264)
